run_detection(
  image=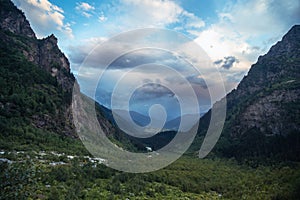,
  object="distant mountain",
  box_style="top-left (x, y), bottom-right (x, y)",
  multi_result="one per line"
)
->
top-left (191, 25), bottom-right (300, 161)
top-left (165, 114), bottom-right (200, 131)
top-left (100, 107), bottom-right (200, 132)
